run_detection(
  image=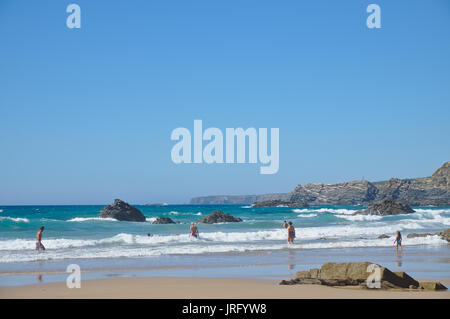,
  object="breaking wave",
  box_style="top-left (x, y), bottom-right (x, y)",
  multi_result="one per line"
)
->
top-left (0, 216), bottom-right (30, 223)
